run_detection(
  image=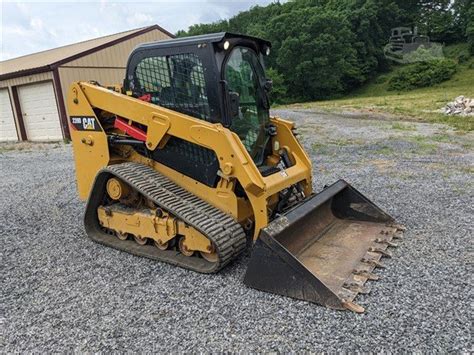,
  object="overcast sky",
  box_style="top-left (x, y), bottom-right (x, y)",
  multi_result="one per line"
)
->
top-left (1, 0), bottom-right (278, 61)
